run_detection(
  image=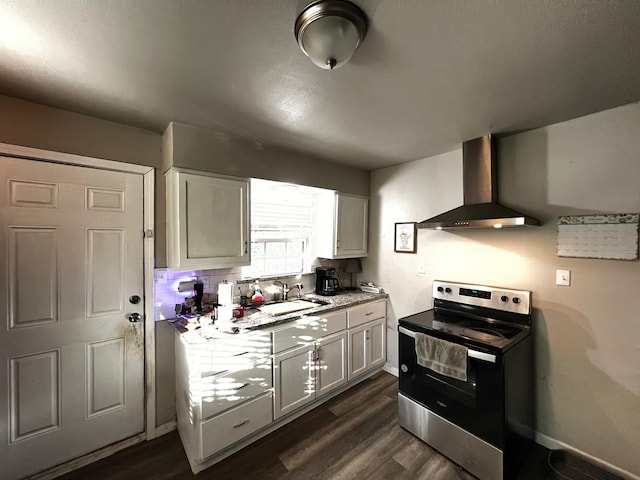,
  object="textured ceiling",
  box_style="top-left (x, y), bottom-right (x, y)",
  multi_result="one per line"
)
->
top-left (1, 1), bottom-right (640, 170)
